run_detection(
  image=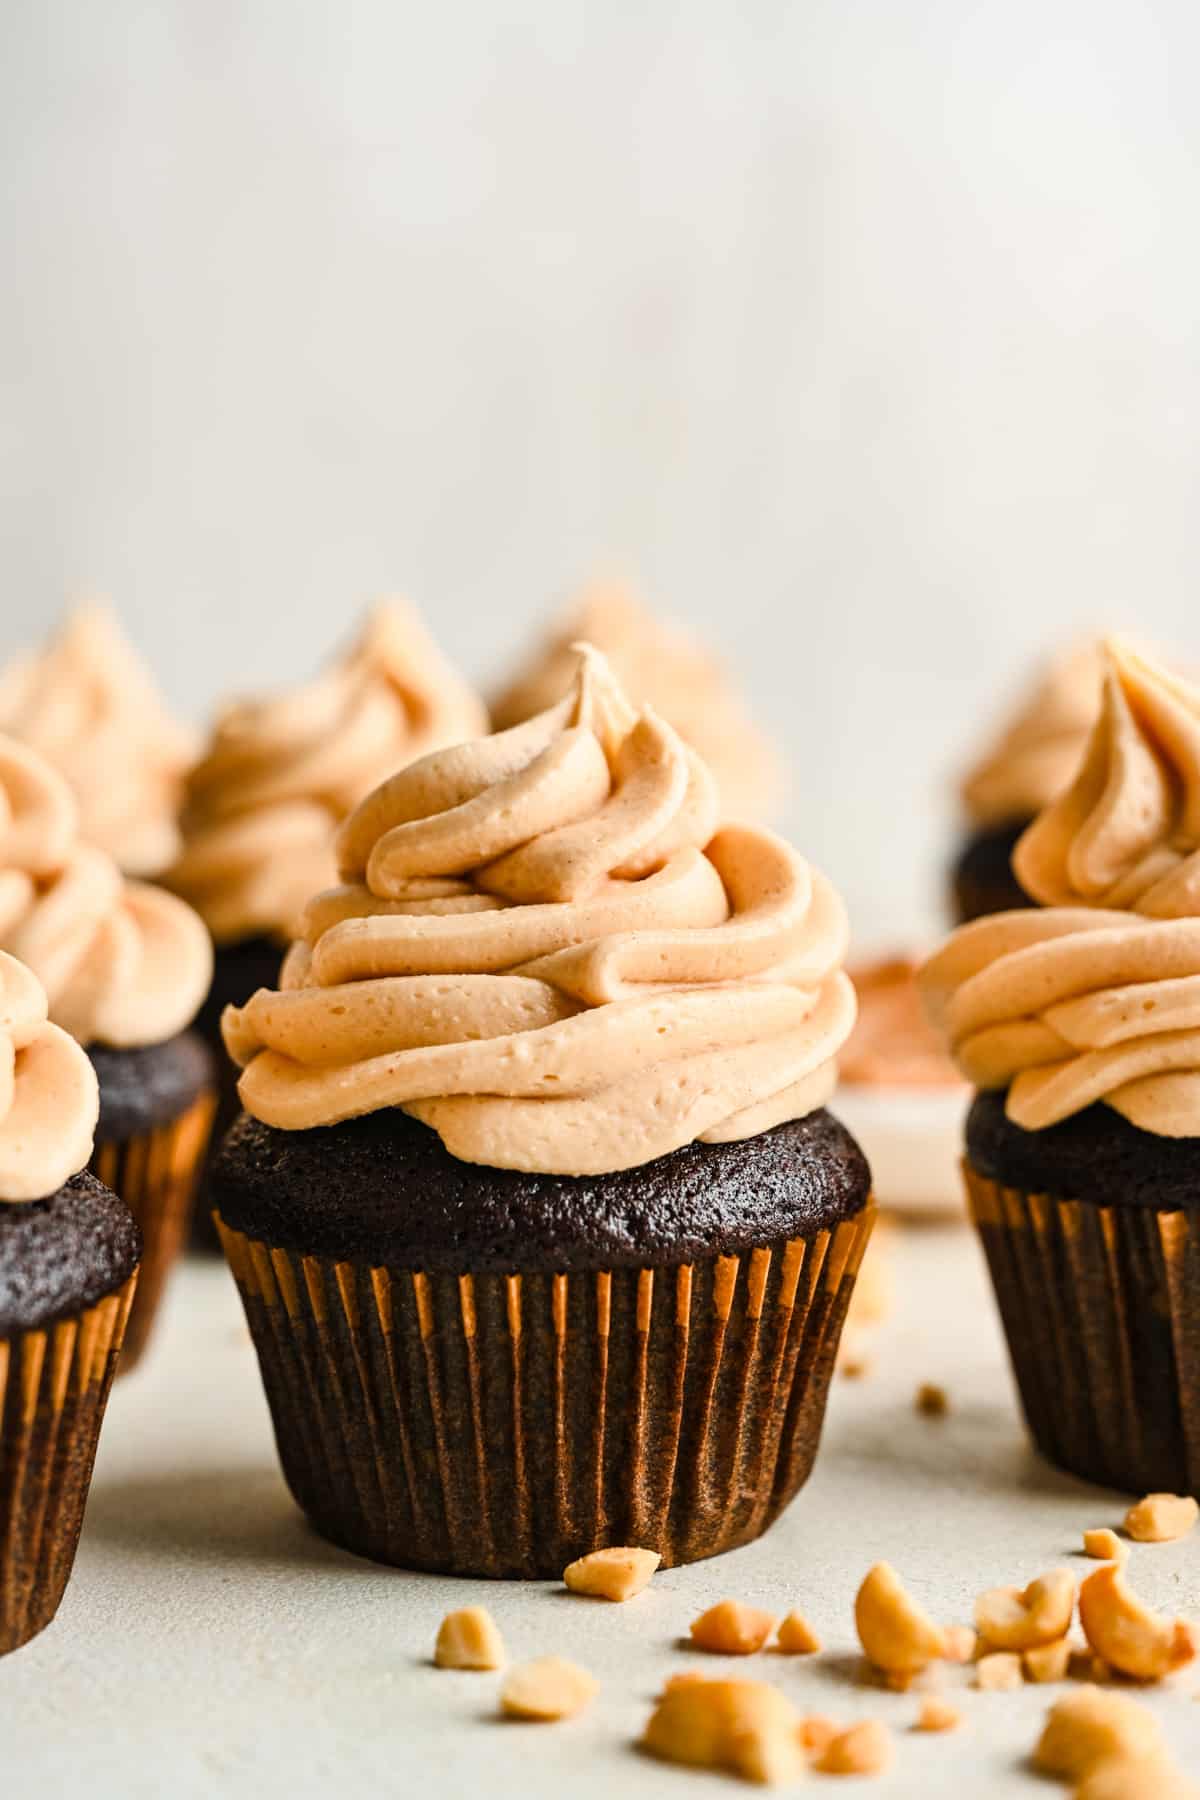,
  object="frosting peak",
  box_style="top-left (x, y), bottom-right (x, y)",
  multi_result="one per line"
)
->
top-left (0, 604), bottom-right (197, 876)
top-left (225, 647), bottom-right (853, 1174)
top-left (0, 950), bottom-right (99, 1202)
top-left (169, 601), bottom-right (487, 945)
top-left (960, 640), bottom-right (1106, 828)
